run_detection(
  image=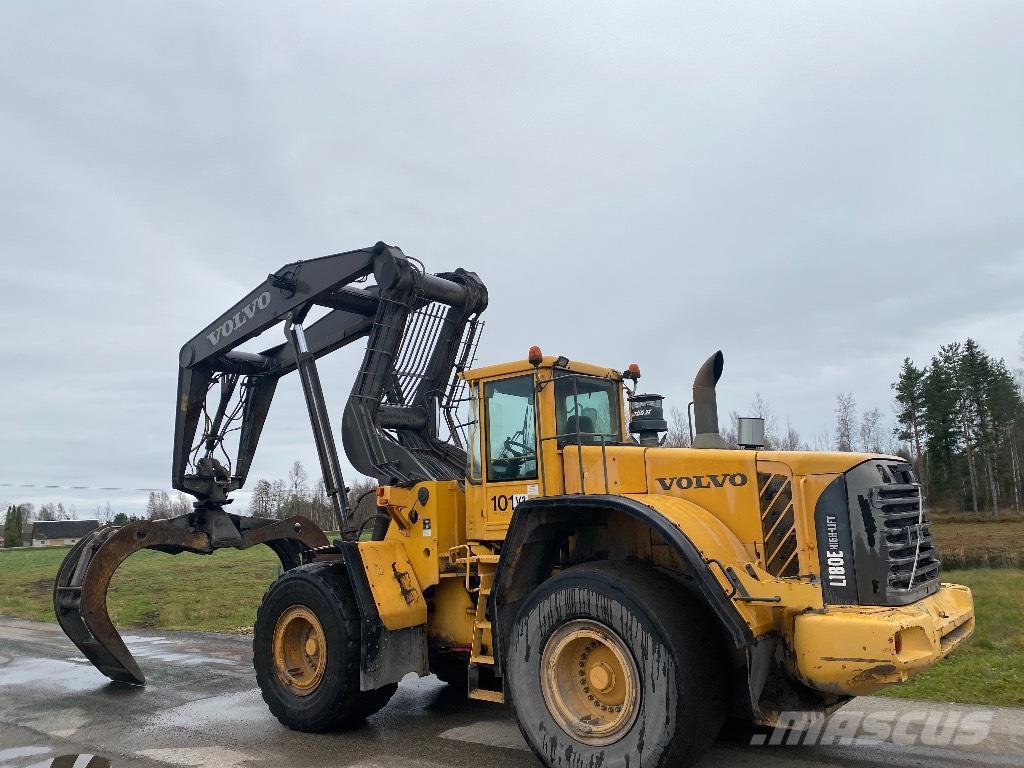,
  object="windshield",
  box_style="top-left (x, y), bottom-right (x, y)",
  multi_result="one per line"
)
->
top-left (554, 375), bottom-right (623, 445)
